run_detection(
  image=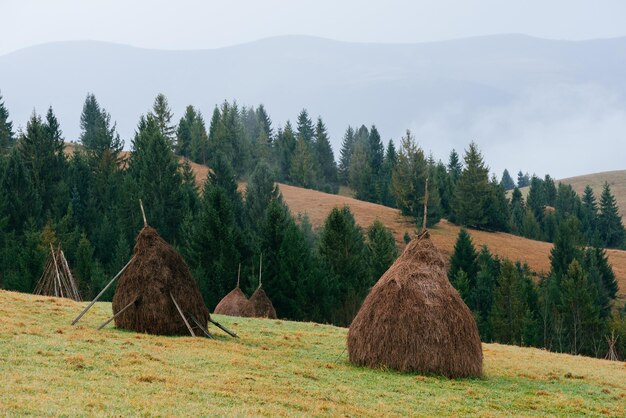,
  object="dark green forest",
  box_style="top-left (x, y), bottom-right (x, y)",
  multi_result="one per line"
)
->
top-left (0, 92), bottom-right (624, 359)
